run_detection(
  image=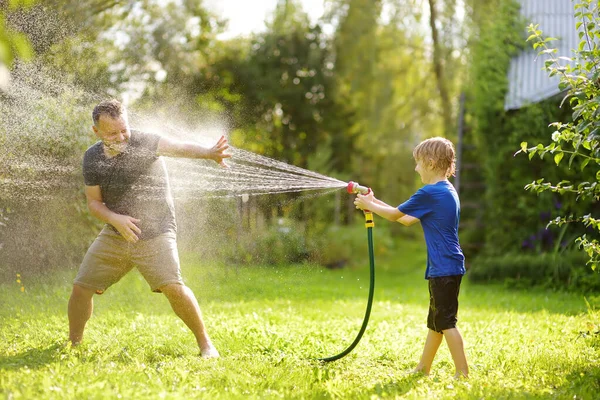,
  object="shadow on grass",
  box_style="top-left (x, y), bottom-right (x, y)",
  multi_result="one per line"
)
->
top-left (555, 358), bottom-right (600, 397)
top-left (0, 342), bottom-right (65, 371)
top-left (363, 373), bottom-right (425, 398)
